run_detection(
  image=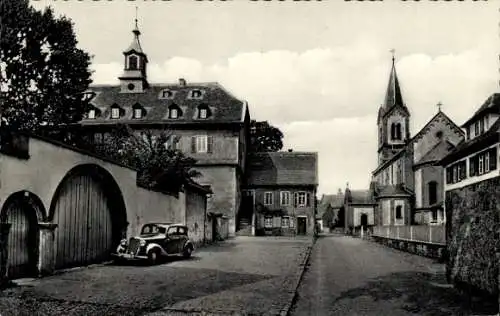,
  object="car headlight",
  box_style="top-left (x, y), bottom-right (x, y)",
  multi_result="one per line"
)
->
top-left (120, 239), bottom-right (127, 246)
top-left (139, 239), bottom-right (146, 247)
